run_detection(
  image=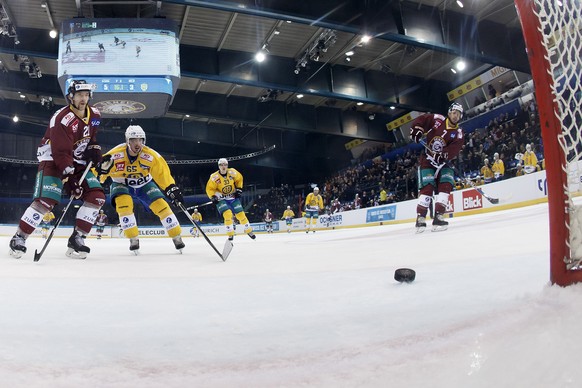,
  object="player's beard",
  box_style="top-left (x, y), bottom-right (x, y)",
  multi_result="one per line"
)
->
top-left (73, 101), bottom-right (87, 113)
